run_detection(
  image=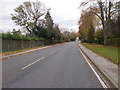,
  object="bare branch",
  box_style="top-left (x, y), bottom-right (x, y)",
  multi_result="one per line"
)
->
top-left (11, 1), bottom-right (46, 34)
